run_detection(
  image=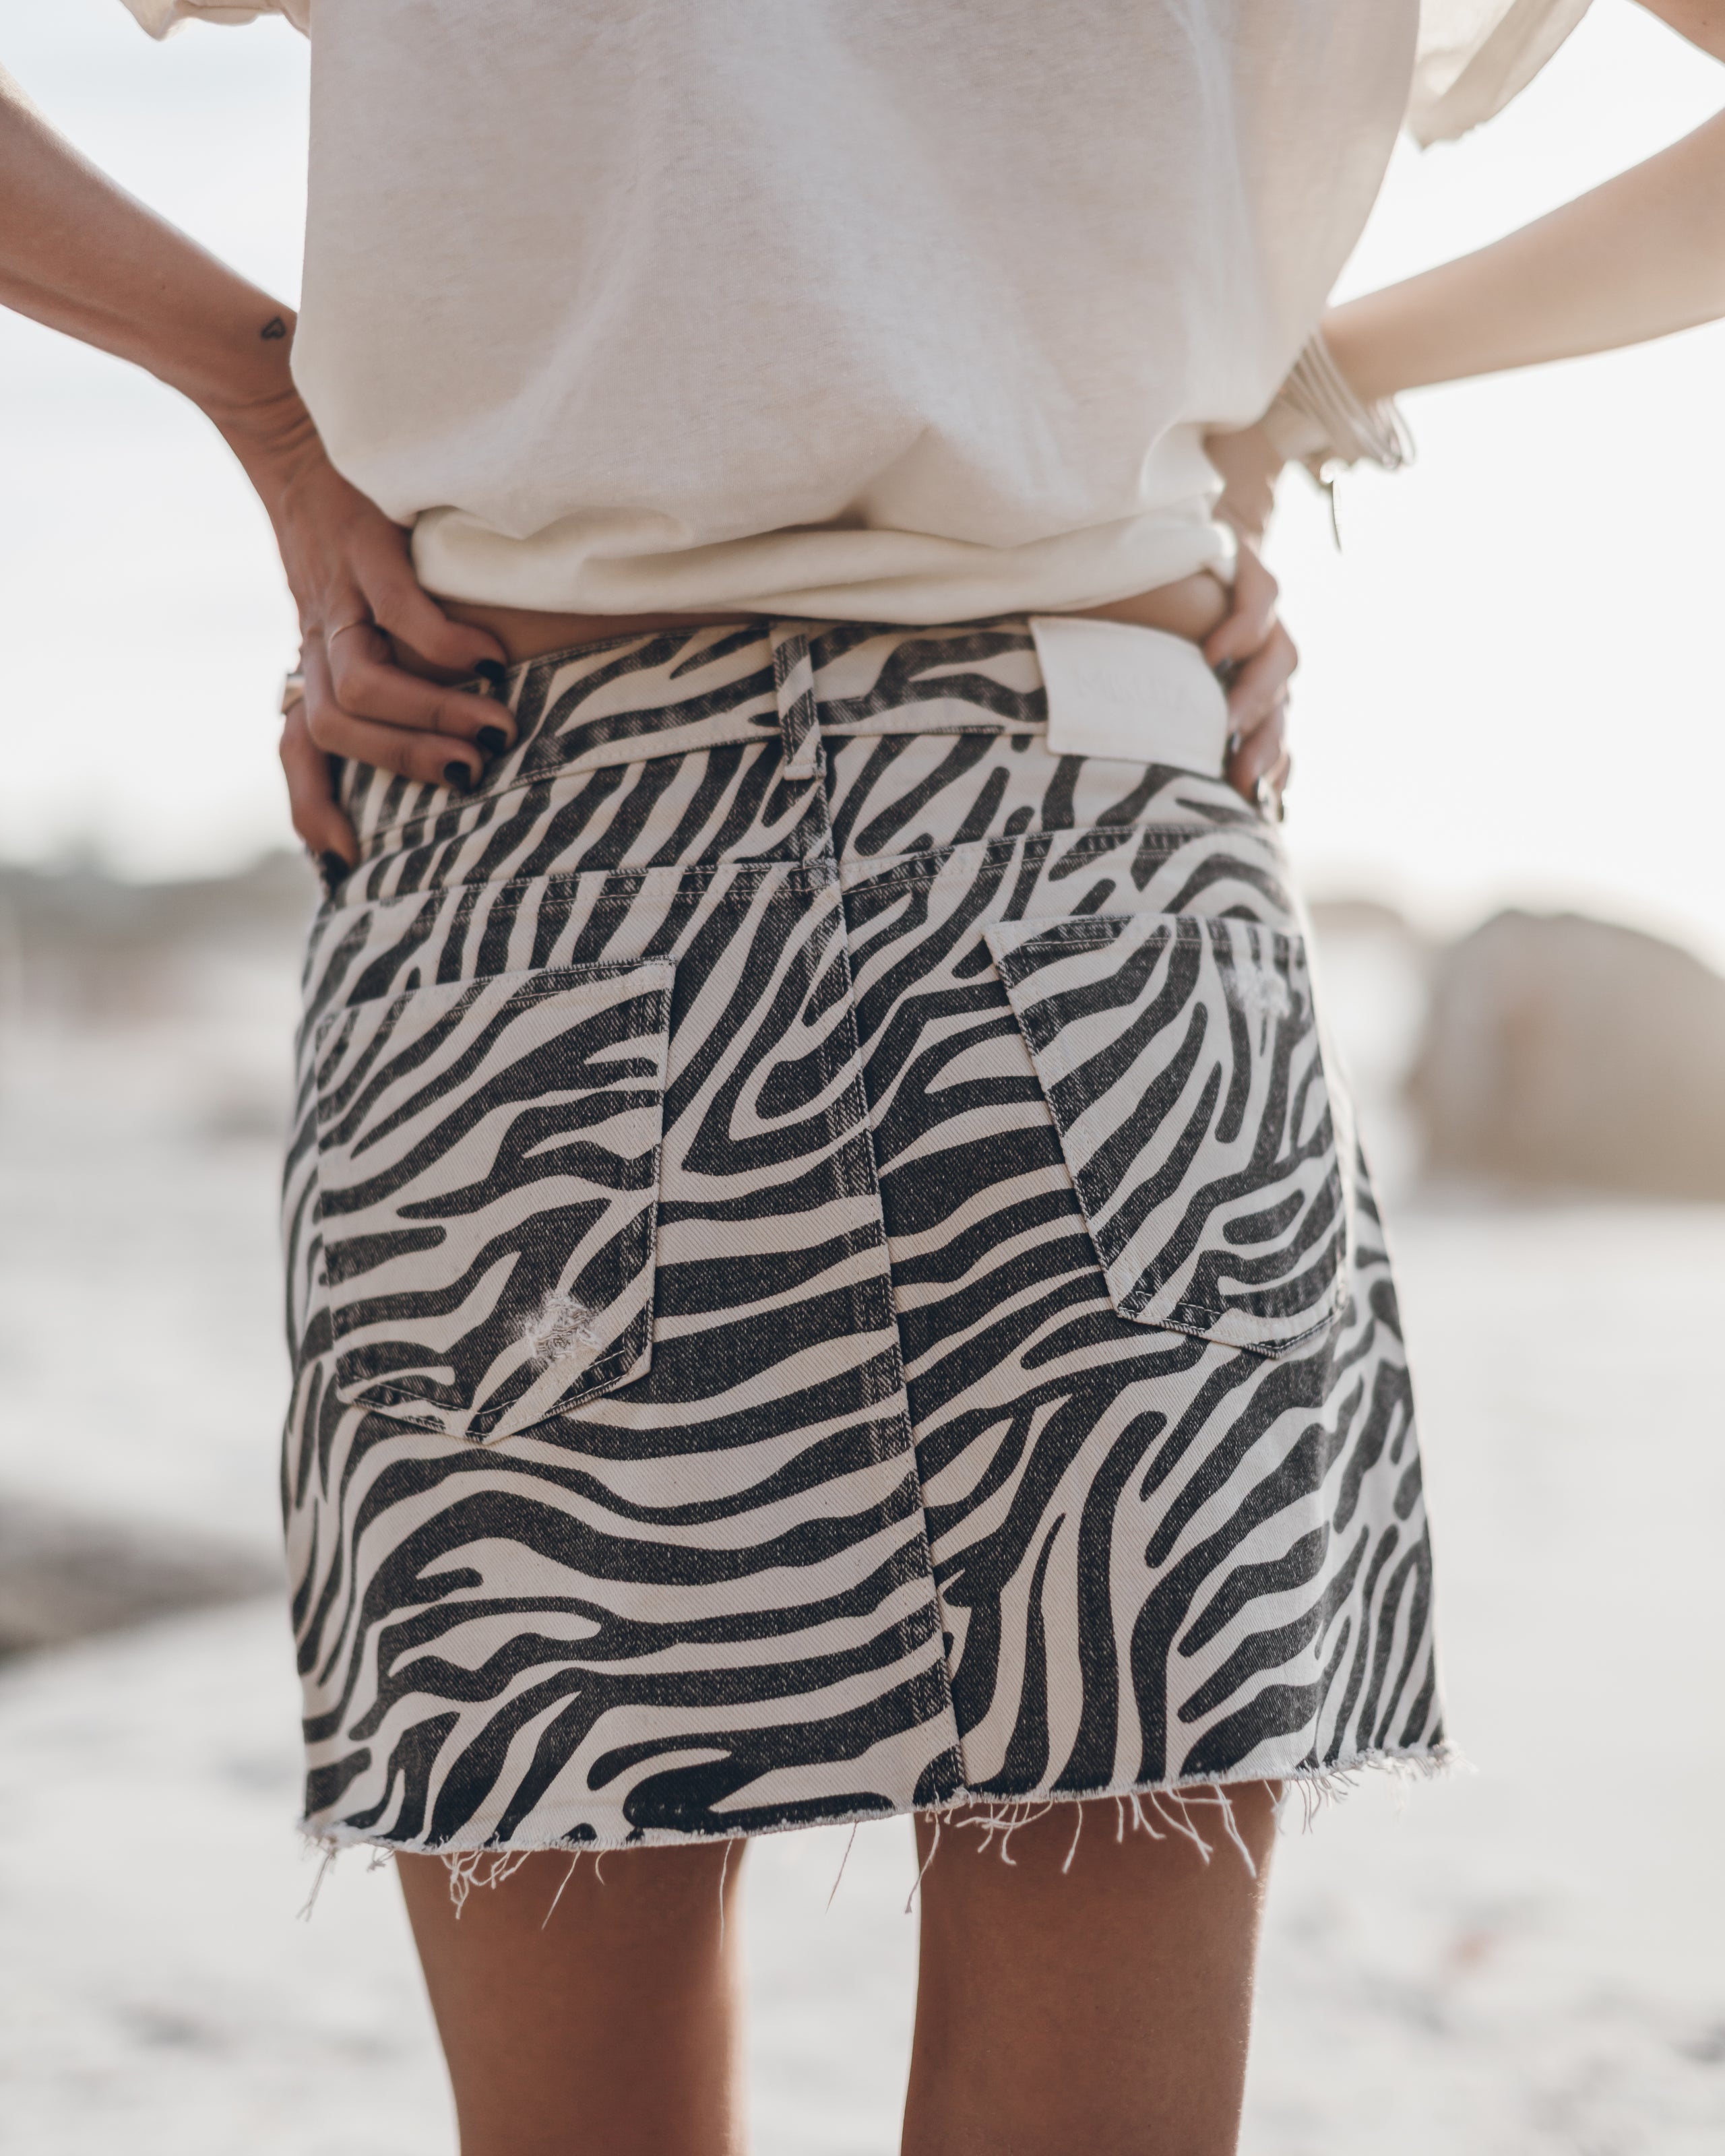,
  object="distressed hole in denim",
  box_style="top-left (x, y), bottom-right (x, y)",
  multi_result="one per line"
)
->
top-left (523, 1290), bottom-right (602, 1370)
